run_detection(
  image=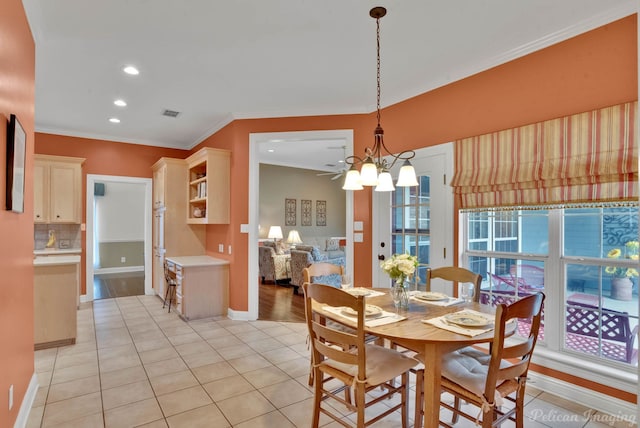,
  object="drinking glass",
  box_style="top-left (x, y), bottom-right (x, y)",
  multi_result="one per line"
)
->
top-left (459, 283), bottom-right (474, 302)
top-left (340, 275), bottom-right (352, 289)
top-left (390, 286), bottom-right (403, 317)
